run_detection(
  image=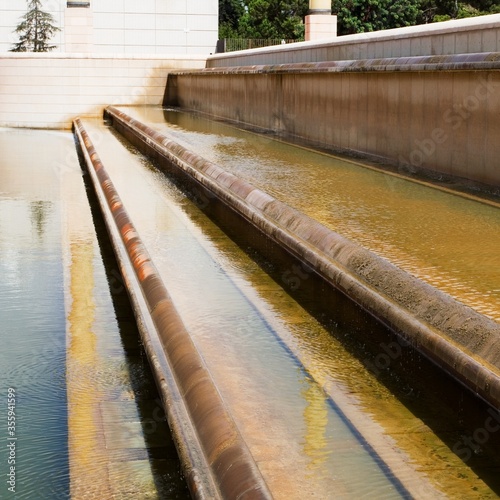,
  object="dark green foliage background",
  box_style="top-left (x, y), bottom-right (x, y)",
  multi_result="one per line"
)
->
top-left (219, 0), bottom-right (500, 38)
